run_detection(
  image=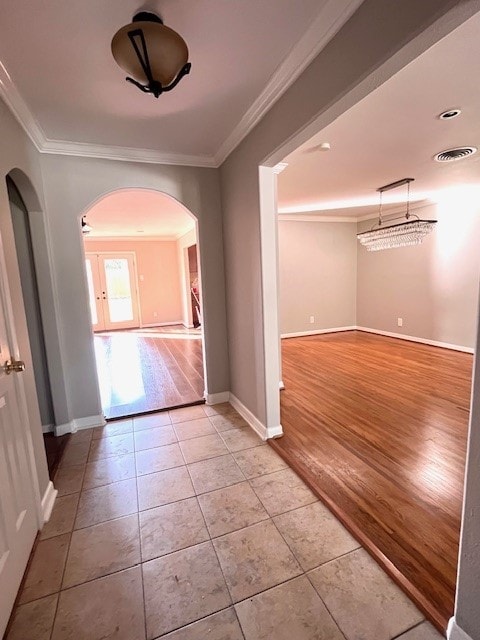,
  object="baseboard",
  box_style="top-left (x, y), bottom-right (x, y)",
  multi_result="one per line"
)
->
top-left (356, 327), bottom-right (474, 354)
top-left (205, 391), bottom-right (231, 405)
top-left (41, 481), bottom-right (58, 524)
top-left (54, 413), bottom-right (106, 436)
top-left (140, 321), bottom-right (184, 328)
top-left (229, 393), bottom-right (283, 440)
top-left (279, 381), bottom-right (285, 390)
top-left (42, 423), bottom-right (54, 434)
top-left (281, 326), bottom-right (356, 339)
top-left (447, 618), bottom-right (474, 640)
